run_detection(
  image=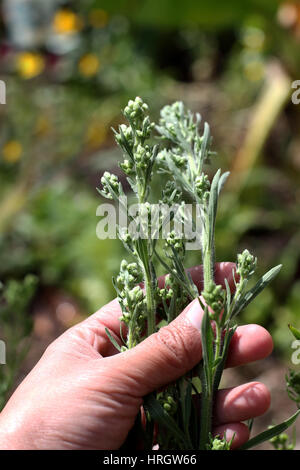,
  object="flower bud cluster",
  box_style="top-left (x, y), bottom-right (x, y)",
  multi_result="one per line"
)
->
top-left (209, 436), bottom-right (231, 450)
top-left (165, 230), bottom-right (185, 257)
top-left (159, 273), bottom-right (175, 302)
top-left (115, 260), bottom-right (146, 338)
top-left (236, 249), bottom-right (257, 279)
top-left (158, 101), bottom-right (198, 143)
top-left (158, 391), bottom-right (177, 415)
top-left (194, 174), bottom-right (210, 202)
top-left (99, 171), bottom-right (121, 199)
top-left (119, 158), bottom-right (134, 177)
top-left (202, 281), bottom-right (225, 316)
top-left (158, 102), bottom-right (185, 139)
top-left (157, 147), bottom-right (186, 172)
top-left (134, 144), bottom-right (152, 171)
top-left (161, 181), bottom-right (182, 205)
top-left (136, 115), bottom-right (155, 140)
top-left (118, 227), bottom-right (133, 248)
top-left (159, 273), bottom-right (189, 317)
top-left (124, 96), bottom-right (149, 125)
top-left (115, 124), bottom-right (134, 149)
top-left (117, 260), bottom-right (142, 288)
top-left (113, 97), bottom-right (156, 198)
